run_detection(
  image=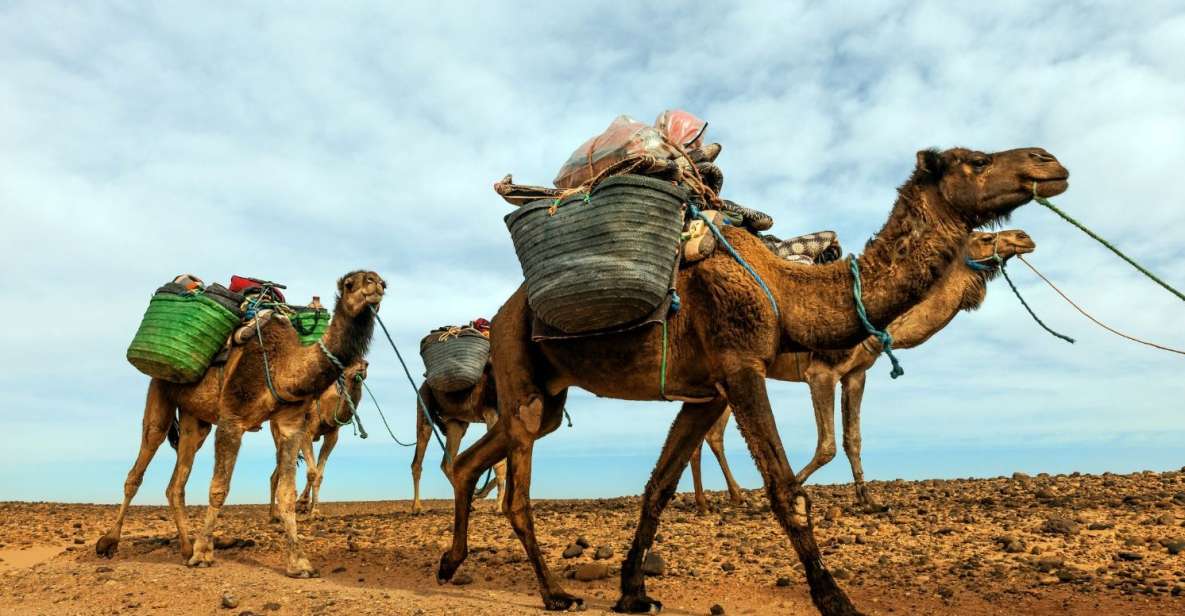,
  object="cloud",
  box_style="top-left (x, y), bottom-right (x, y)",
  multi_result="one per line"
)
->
top-left (0, 1), bottom-right (1182, 503)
